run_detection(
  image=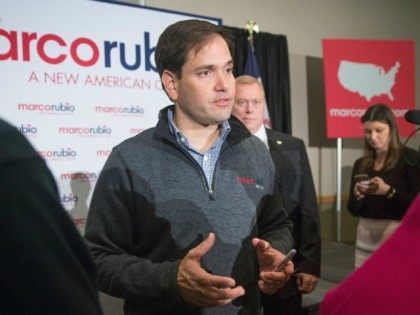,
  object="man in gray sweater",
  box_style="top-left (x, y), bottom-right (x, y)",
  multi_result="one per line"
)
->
top-left (85, 19), bottom-right (293, 314)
